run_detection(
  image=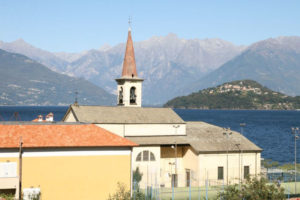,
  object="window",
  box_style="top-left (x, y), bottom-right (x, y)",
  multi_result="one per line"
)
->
top-left (171, 174), bottom-right (178, 187)
top-left (244, 166), bottom-right (250, 179)
top-left (218, 167), bottom-right (224, 180)
top-left (186, 169), bottom-right (191, 187)
top-left (136, 152), bottom-right (142, 161)
top-left (135, 150), bottom-right (156, 162)
top-left (150, 152), bottom-right (155, 161)
top-left (143, 150), bottom-right (149, 161)
top-left (130, 87), bottom-right (136, 104)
